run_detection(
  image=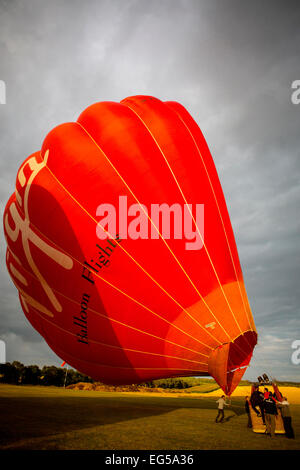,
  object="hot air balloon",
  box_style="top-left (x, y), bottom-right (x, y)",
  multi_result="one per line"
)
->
top-left (3, 95), bottom-right (257, 396)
